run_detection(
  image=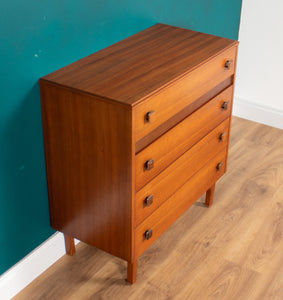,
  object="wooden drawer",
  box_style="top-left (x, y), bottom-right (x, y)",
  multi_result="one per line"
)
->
top-left (135, 118), bottom-right (230, 226)
top-left (135, 85), bottom-right (233, 191)
top-left (134, 45), bottom-right (237, 142)
top-left (135, 149), bottom-right (227, 257)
